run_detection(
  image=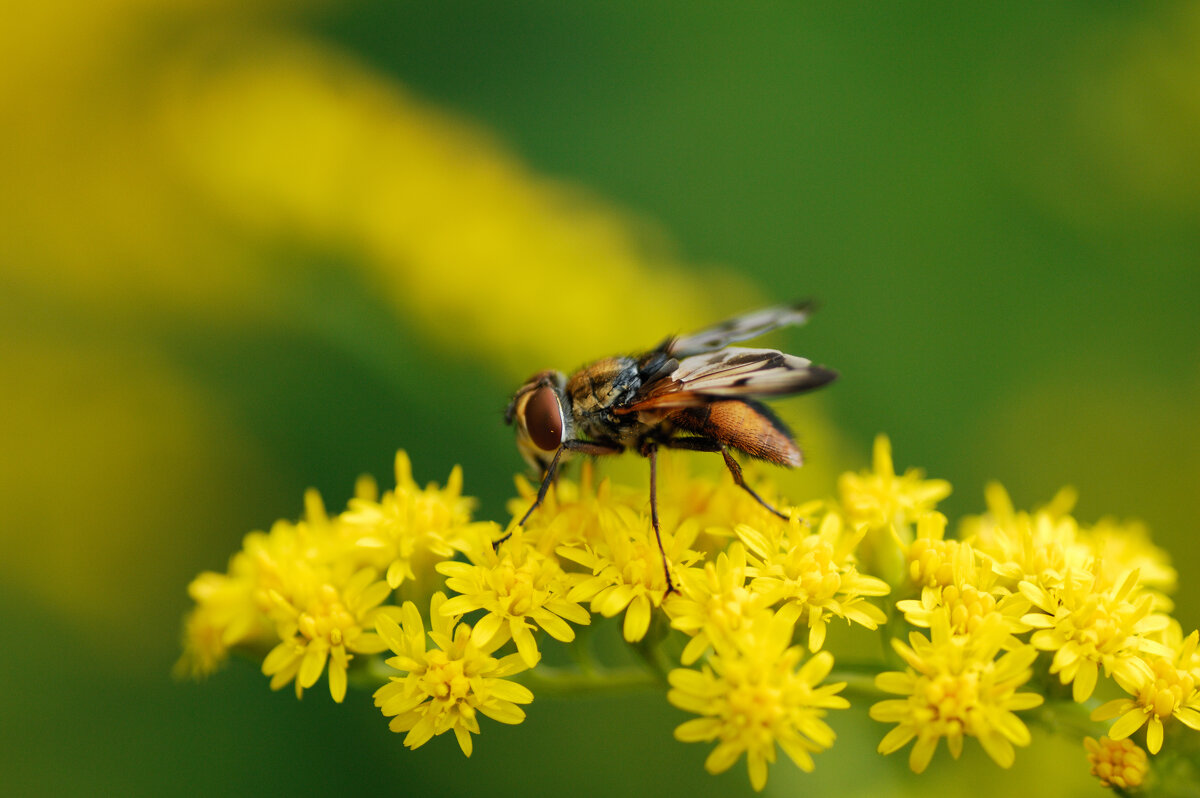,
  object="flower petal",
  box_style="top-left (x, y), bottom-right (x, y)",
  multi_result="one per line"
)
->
top-left (623, 594), bottom-right (652, 642)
